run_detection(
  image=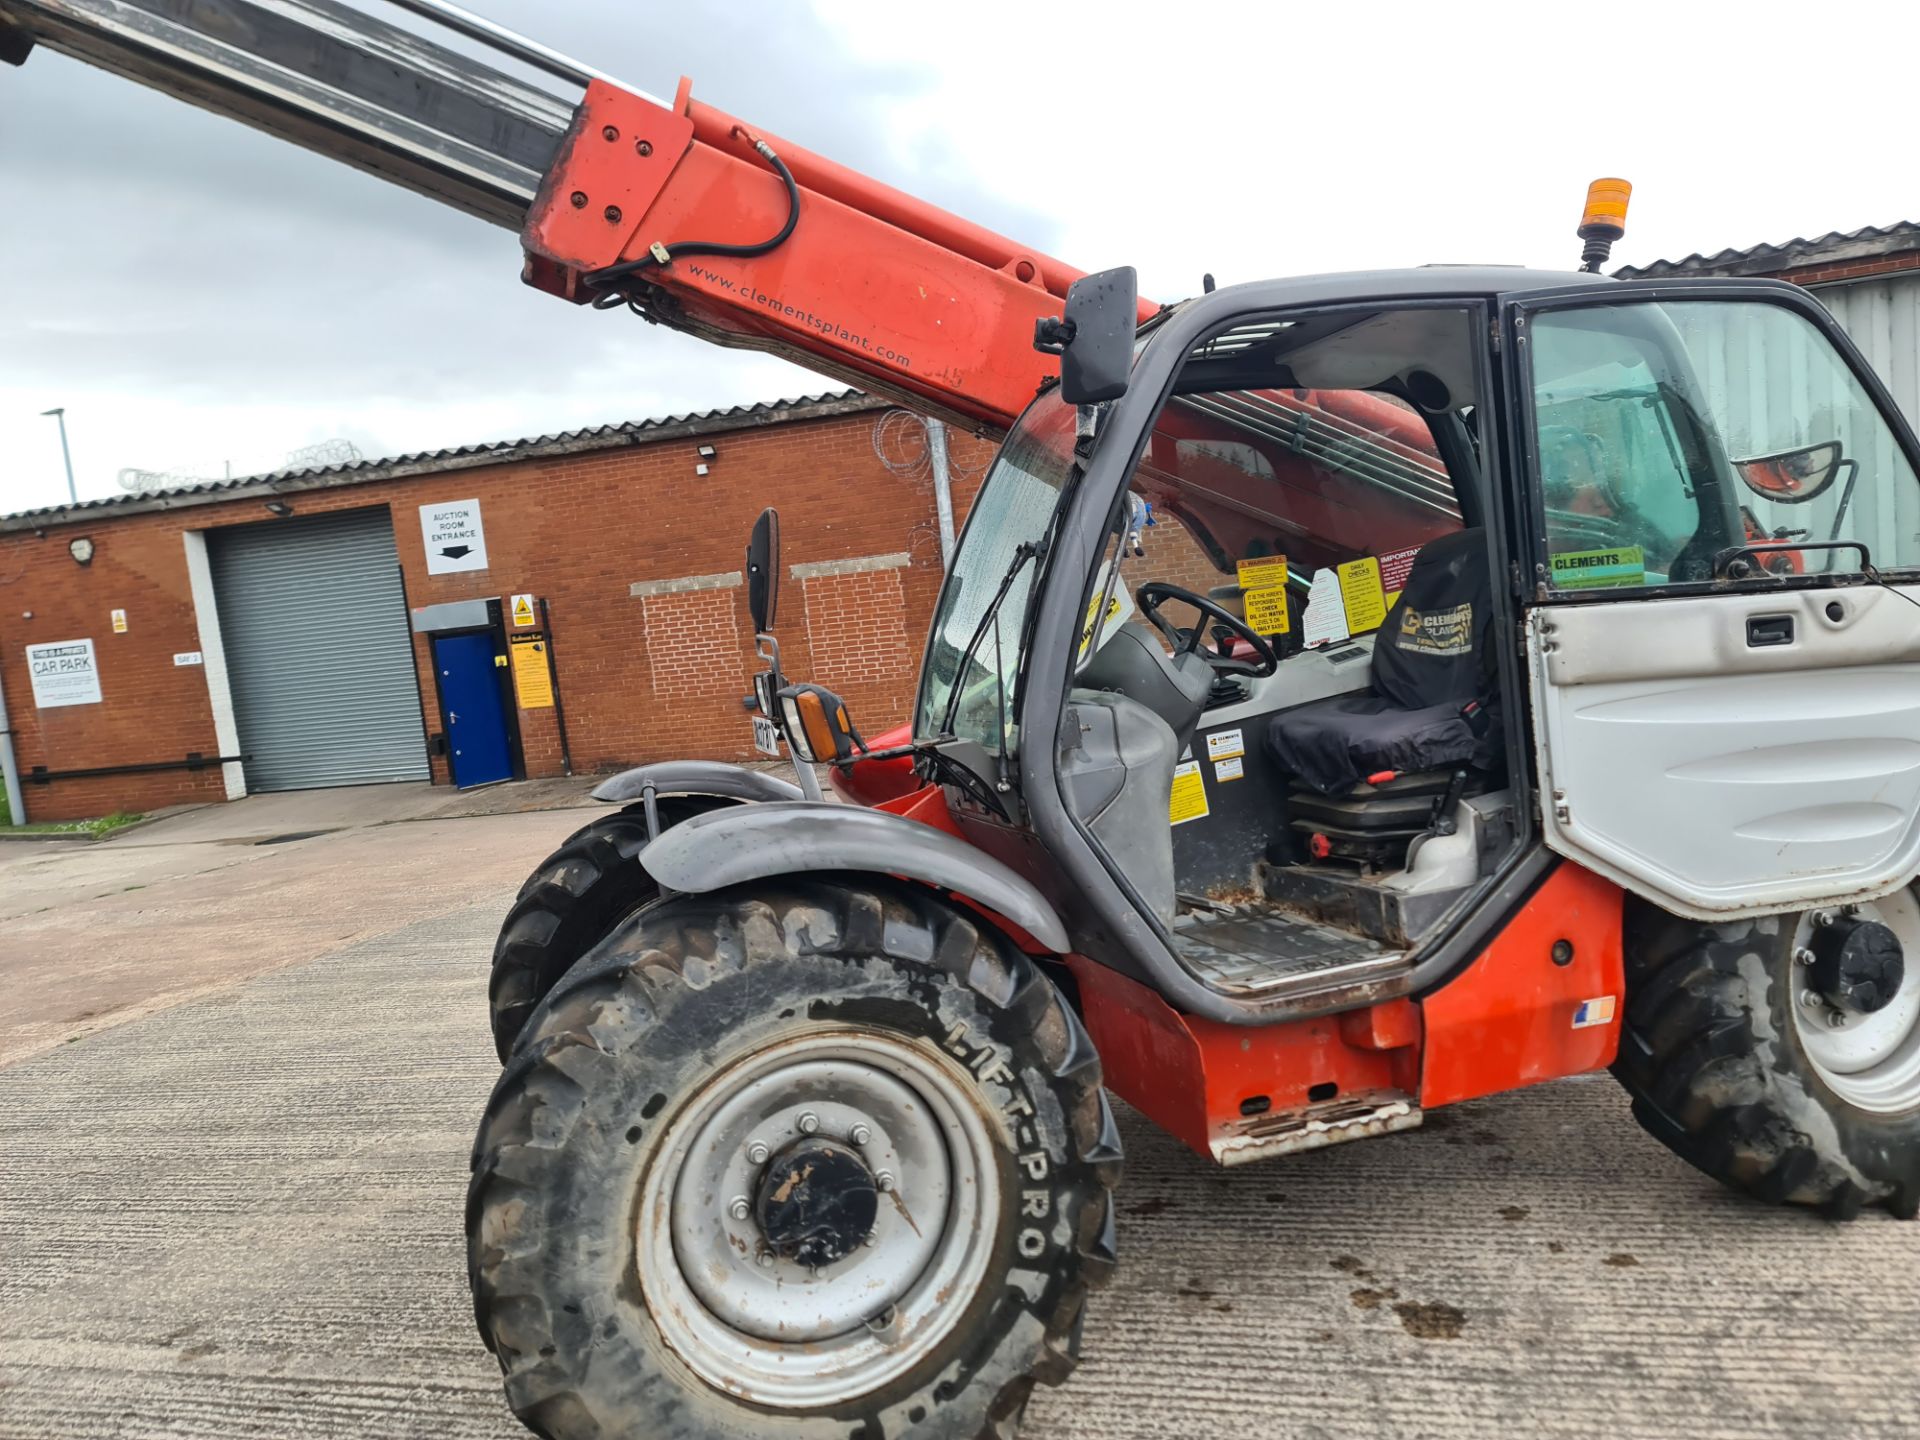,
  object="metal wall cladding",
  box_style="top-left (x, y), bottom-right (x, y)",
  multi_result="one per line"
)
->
top-left (1673, 279), bottom-right (1920, 567)
top-left (208, 507), bottom-right (428, 791)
